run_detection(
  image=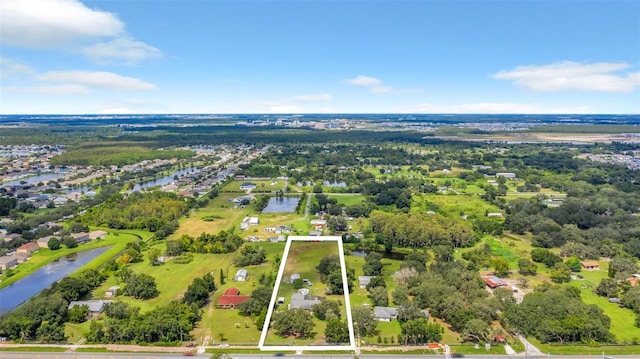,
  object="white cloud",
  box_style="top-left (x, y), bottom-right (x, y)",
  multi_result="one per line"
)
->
top-left (32, 84), bottom-right (90, 95)
top-left (343, 75), bottom-right (382, 86)
top-left (371, 86), bottom-right (392, 94)
top-left (38, 70), bottom-right (157, 91)
top-left (394, 102), bottom-right (591, 114)
top-left (494, 61), bottom-right (640, 93)
top-left (292, 93), bottom-right (332, 102)
top-left (81, 37), bottom-right (163, 65)
top-left (0, 0), bottom-right (124, 48)
top-left (0, 57), bottom-right (36, 78)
